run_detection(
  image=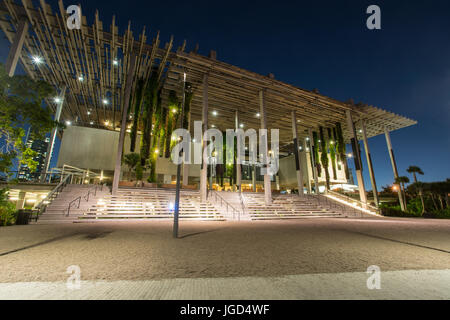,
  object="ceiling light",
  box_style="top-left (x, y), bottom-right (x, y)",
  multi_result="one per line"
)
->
top-left (78, 75), bottom-right (84, 81)
top-left (212, 111), bottom-right (218, 116)
top-left (65, 120), bottom-right (71, 126)
top-left (103, 99), bottom-right (109, 105)
top-left (113, 59), bottom-right (119, 66)
top-left (54, 97), bottom-right (61, 103)
top-left (87, 111), bottom-right (91, 115)
top-left (90, 121), bottom-right (94, 125)
top-left (32, 56), bottom-right (43, 64)
top-left (239, 123), bottom-right (244, 128)
top-left (256, 113), bottom-right (260, 117)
